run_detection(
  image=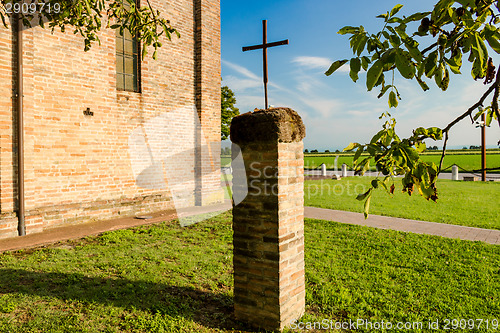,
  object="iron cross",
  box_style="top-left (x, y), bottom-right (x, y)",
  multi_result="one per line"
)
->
top-left (242, 20), bottom-right (288, 109)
